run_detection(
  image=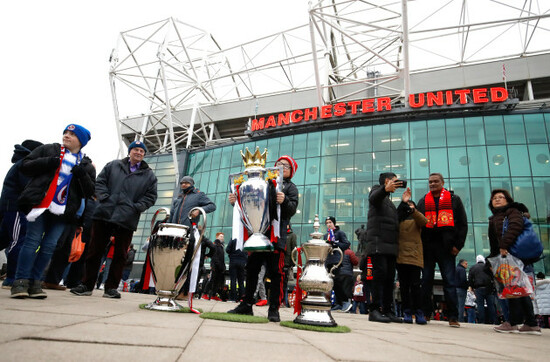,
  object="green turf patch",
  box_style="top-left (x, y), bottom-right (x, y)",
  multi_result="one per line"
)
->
top-left (280, 320), bottom-right (351, 333)
top-left (139, 303), bottom-right (203, 313)
top-left (199, 312), bottom-right (269, 323)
